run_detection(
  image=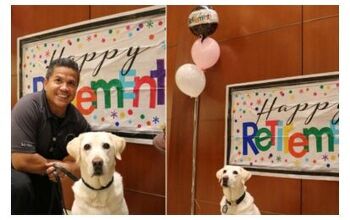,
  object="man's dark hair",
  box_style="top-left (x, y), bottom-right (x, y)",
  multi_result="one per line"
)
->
top-left (46, 58), bottom-right (80, 82)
